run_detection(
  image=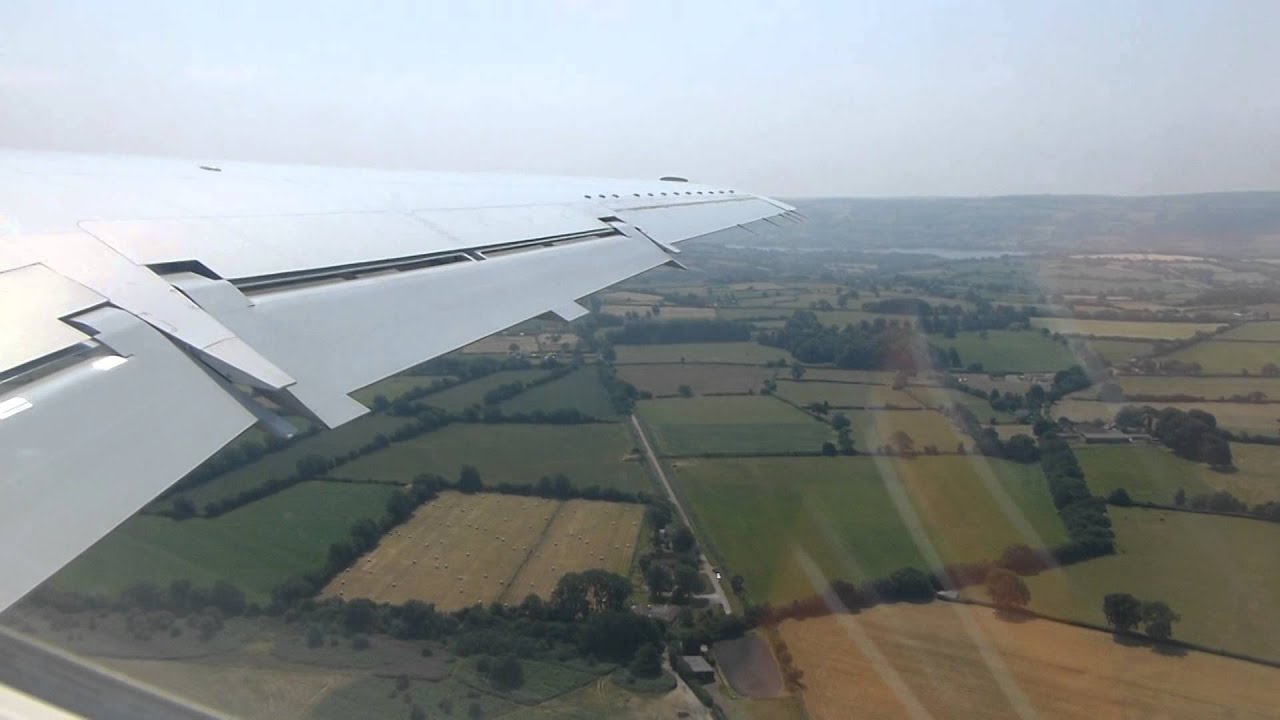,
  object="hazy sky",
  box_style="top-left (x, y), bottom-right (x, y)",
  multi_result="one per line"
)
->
top-left (2, 0), bottom-right (1278, 197)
